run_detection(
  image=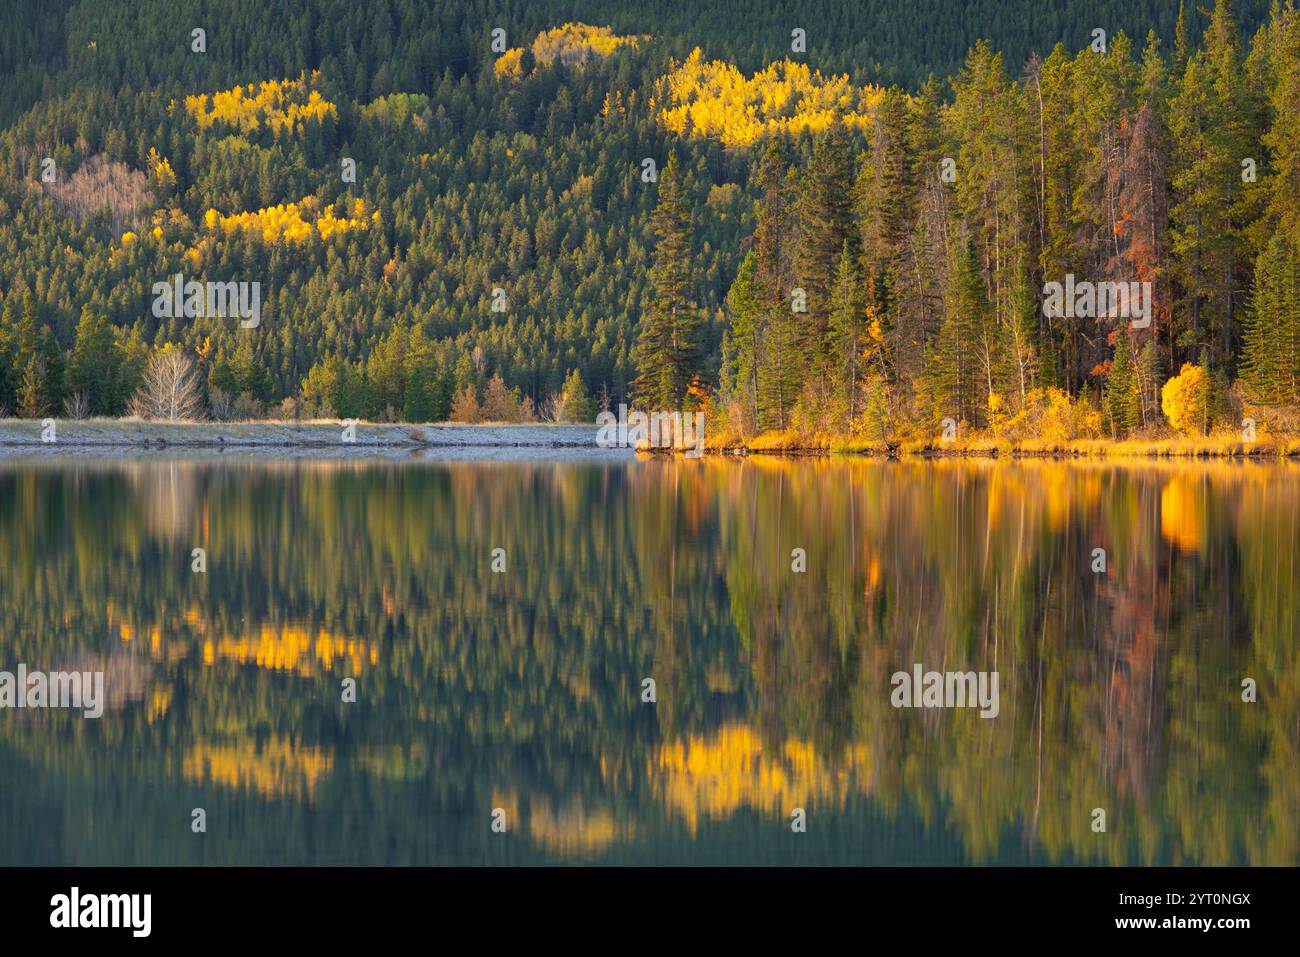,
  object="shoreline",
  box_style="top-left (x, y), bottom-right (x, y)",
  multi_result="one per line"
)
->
top-left (699, 431), bottom-right (1300, 460)
top-left (0, 420), bottom-right (601, 449)
top-left (1, 420), bottom-right (1298, 461)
